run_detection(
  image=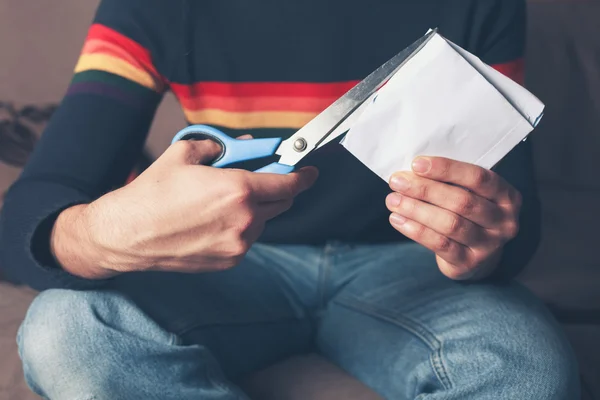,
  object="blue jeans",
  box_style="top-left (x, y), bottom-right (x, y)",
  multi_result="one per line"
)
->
top-left (17, 242), bottom-right (579, 399)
